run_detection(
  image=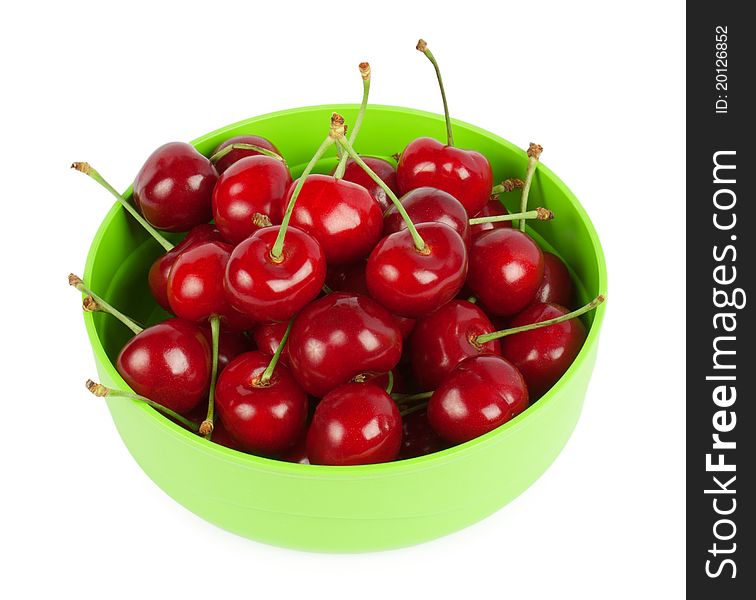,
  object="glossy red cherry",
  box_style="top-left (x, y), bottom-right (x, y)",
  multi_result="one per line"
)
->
top-left (383, 186), bottom-right (470, 246)
top-left (409, 299), bottom-right (501, 390)
top-left (467, 228), bottom-right (544, 317)
top-left (470, 198), bottom-right (512, 238)
top-left (397, 137), bottom-right (493, 216)
top-left (499, 303), bottom-right (587, 399)
top-left (282, 174), bottom-right (383, 265)
top-left (224, 225), bottom-right (326, 323)
top-left (251, 321), bottom-right (291, 366)
top-left (211, 155), bottom-right (292, 245)
top-left (428, 354), bottom-right (529, 444)
top-left (306, 382), bottom-right (402, 465)
top-left (534, 252), bottom-right (574, 308)
top-left (133, 142), bottom-right (218, 232)
top-left (339, 156), bottom-right (398, 213)
top-left (116, 318), bottom-right (211, 414)
top-left (399, 409), bottom-right (447, 459)
top-left (280, 433), bottom-right (310, 464)
top-left (148, 224), bottom-right (225, 312)
top-left (200, 323), bottom-right (251, 372)
top-left (211, 135), bottom-right (281, 174)
top-left (288, 293), bottom-right (403, 397)
top-left (366, 222), bottom-right (468, 318)
top-left (215, 351), bottom-right (308, 455)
